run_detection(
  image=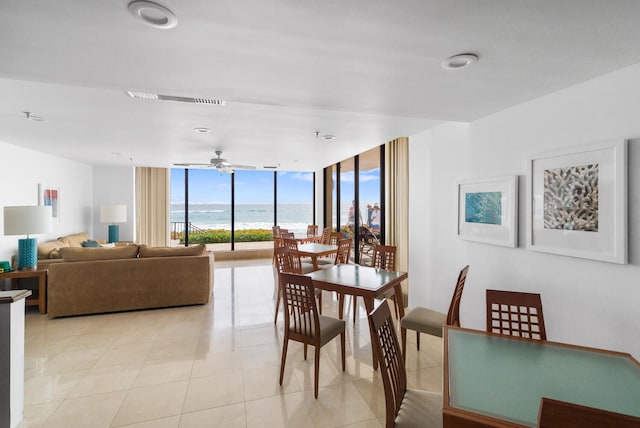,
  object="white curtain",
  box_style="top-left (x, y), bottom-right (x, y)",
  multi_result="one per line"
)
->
top-left (135, 167), bottom-right (169, 247)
